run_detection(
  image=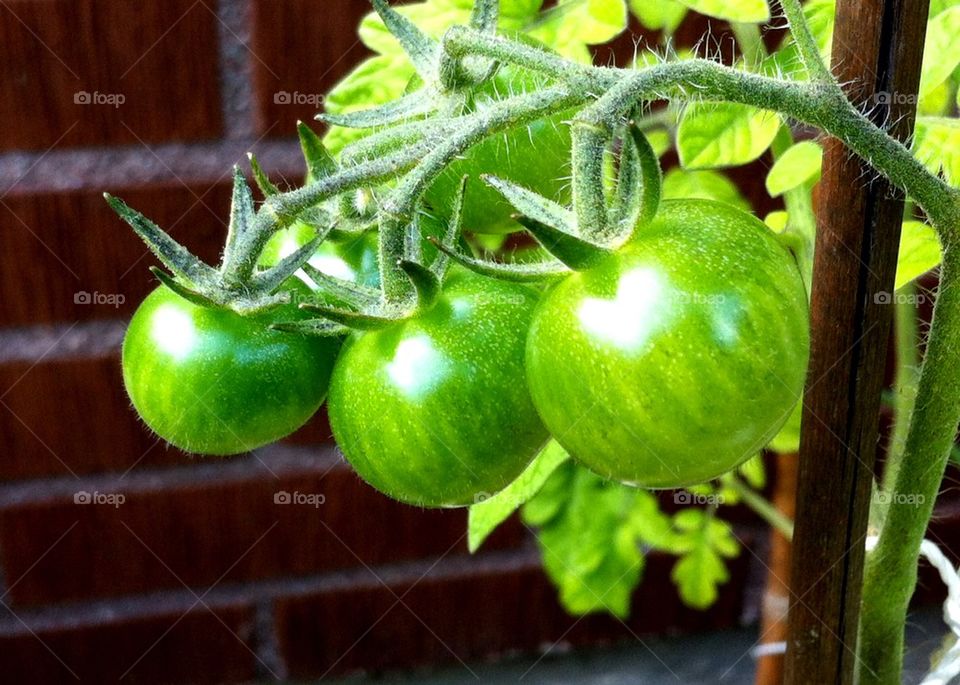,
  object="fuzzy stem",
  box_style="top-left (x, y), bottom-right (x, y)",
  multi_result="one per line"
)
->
top-left (857, 248), bottom-right (960, 684)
